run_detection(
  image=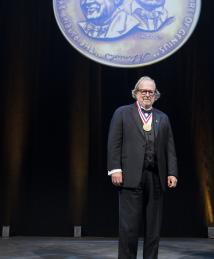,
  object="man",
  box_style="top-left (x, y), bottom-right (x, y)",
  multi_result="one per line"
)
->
top-left (130, 0), bottom-right (174, 32)
top-left (79, 0), bottom-right (139, 39)
top-left (107, 76), bottom-right (178, 259)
